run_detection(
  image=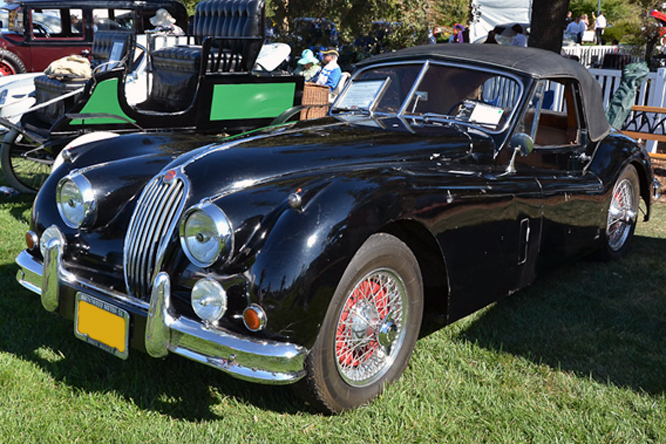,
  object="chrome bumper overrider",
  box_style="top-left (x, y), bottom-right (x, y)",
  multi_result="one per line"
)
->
top-left (15, 245), bottom-right (307, 385)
